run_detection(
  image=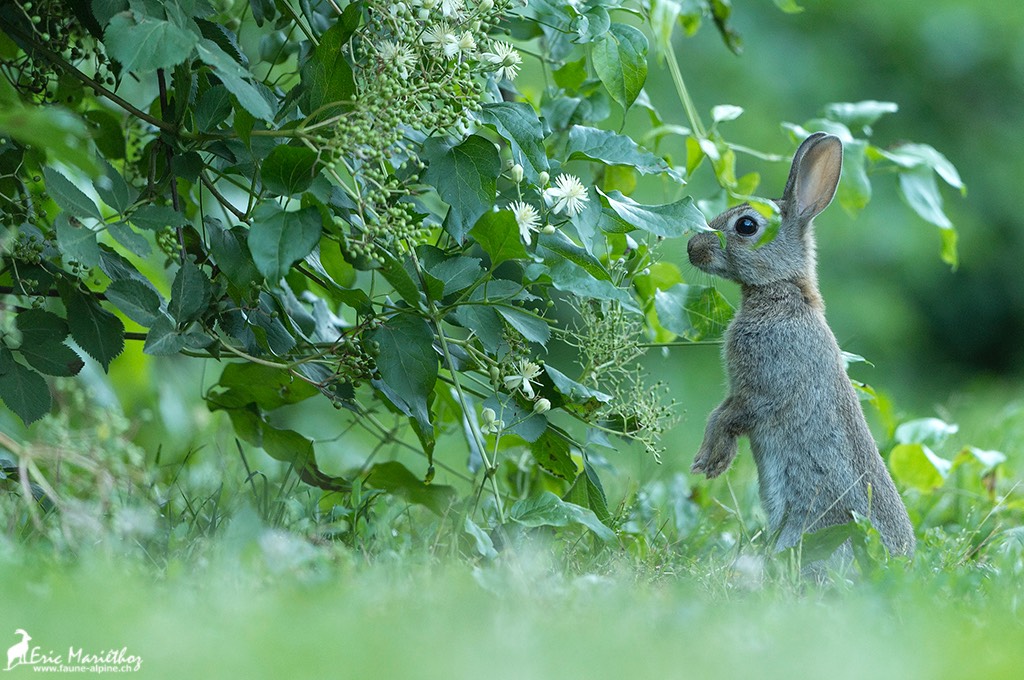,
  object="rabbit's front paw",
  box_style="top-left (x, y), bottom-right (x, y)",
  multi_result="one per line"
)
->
top-left (691, 437), bottom-right (737, 478)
